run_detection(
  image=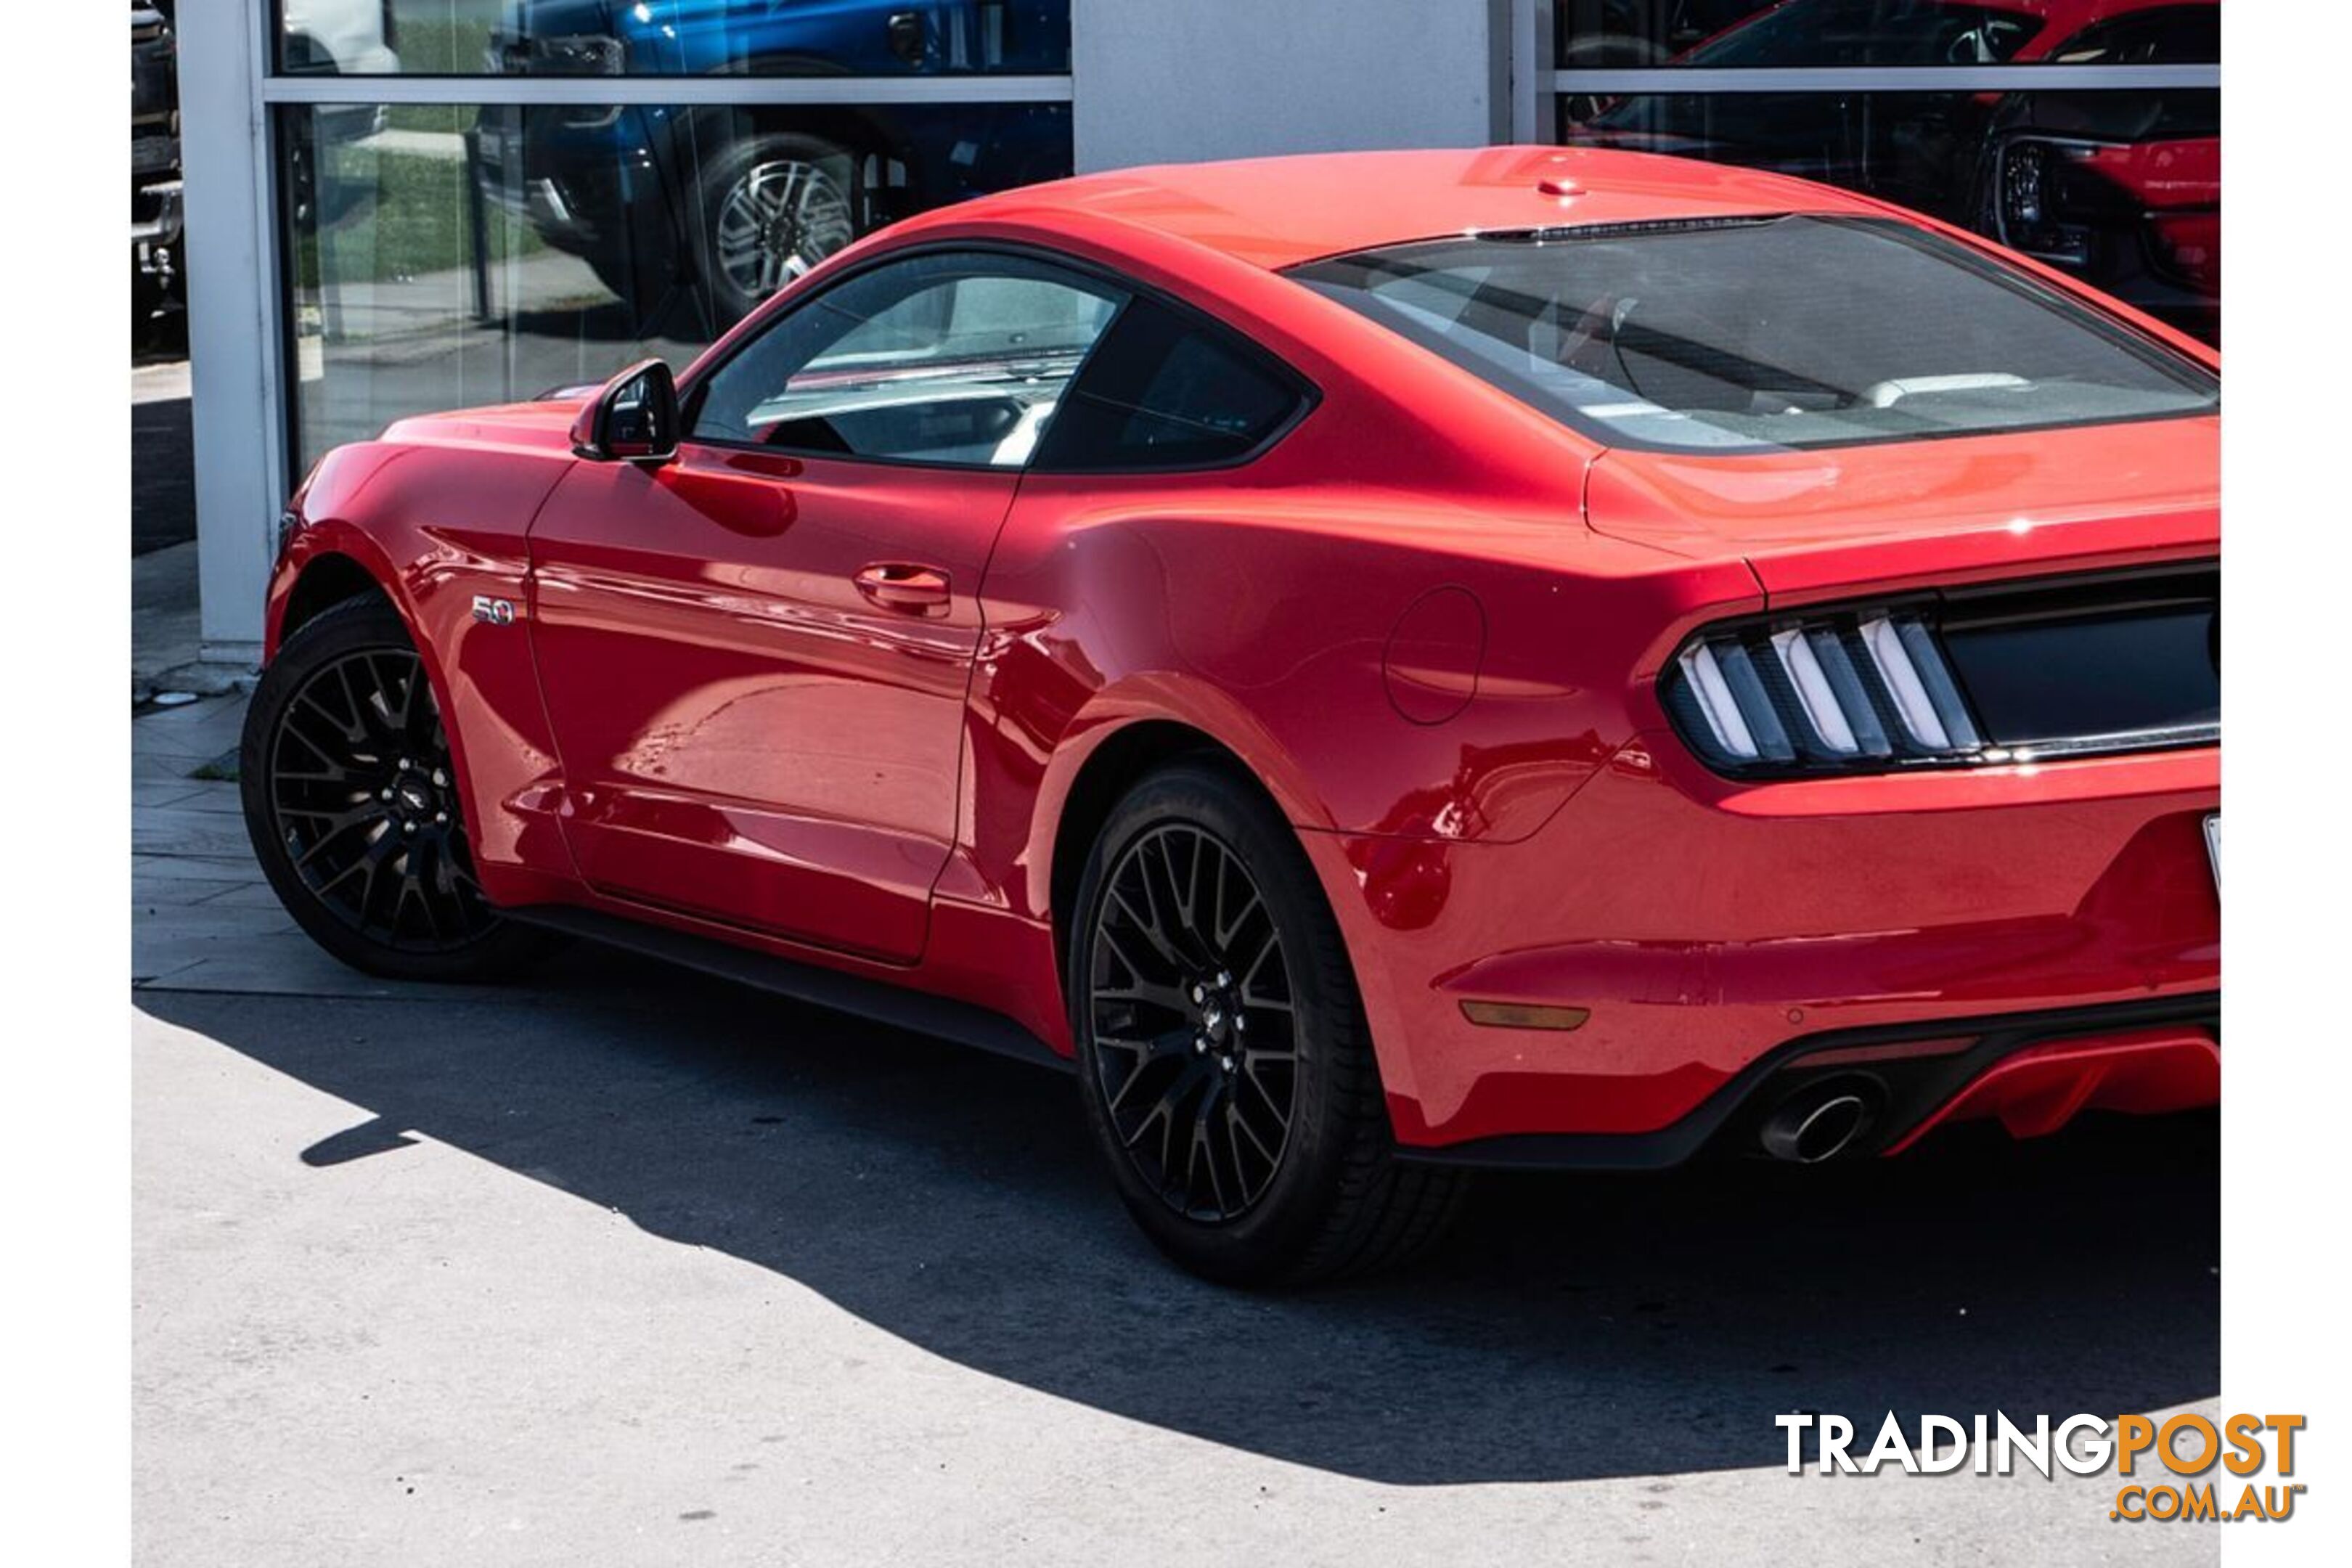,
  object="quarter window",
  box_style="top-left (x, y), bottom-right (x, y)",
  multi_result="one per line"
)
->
top-left (1034, 298), bottom-right (1308, 470)
top-left (688, 252), bottom-right (1123, 467)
